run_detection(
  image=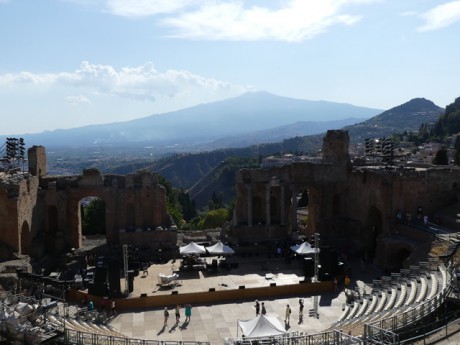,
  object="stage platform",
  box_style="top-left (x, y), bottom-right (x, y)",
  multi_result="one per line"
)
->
top-left (102, 257), bottom-right (382, 344)
top-left (133, 256), bottom-right (306, 296)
